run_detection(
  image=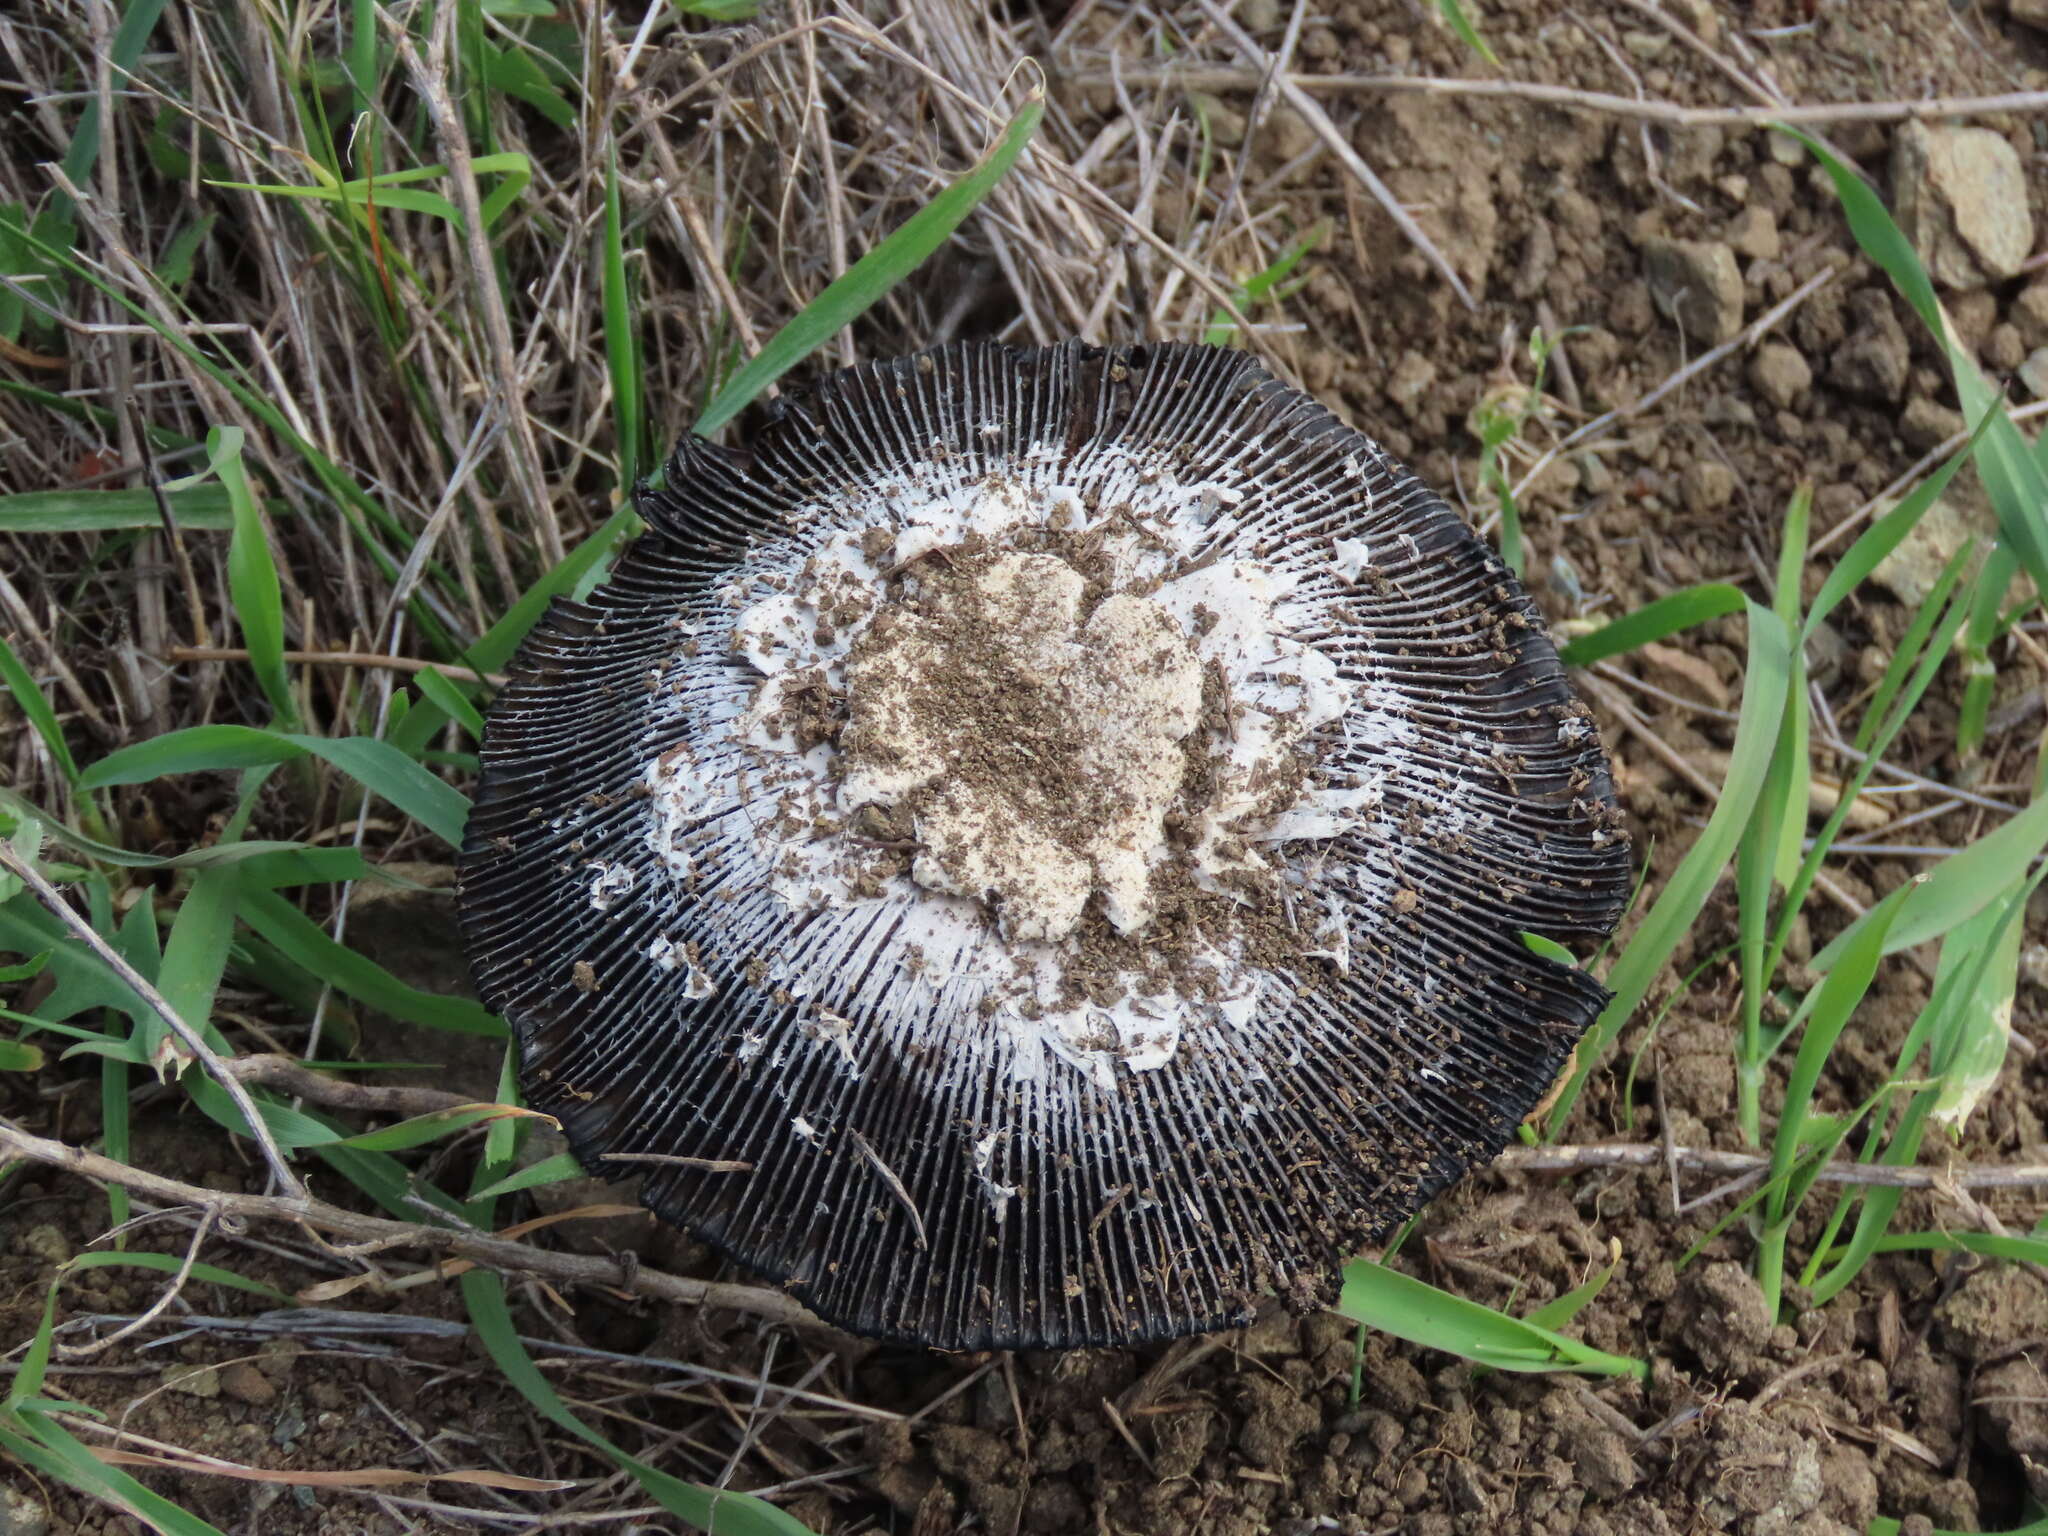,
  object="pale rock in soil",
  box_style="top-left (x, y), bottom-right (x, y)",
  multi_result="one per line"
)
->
top-left (2020, 346), bottom-right (2048, 401)
top-left (1871, 494), bottom-right (2000, 607)
top-left (1666, 0), bottom-right (1720, 44)
top-left (1679, 458), bottom-right (1737, 515)
top-left (2014, 0), bottom-right (2048, 30)
top-left (1898, 395), bottom-right (1964, 452)
top-left (1987, 321), bottom-right (2028, 373)
top-left (18, 1222), bottom-right (69, 1264)
top-left (221, 1360), bottom-right (277, 1406)
top-left (1386, 349), bottom-right (1437, 416)
top-left (2014, 280), bottom-right (2048, 351)
top-left (1187, 92), bottom-right (1245, 147)
top-left (1725, 205), bottom-right (1780, 262)
top-left (1949, 289), bottom-right (1999, 353)
top-left (0, 1485), bottom-right (50, 1536)
top-left (1748, 341), bottom-right (1812, 409)
top-left (1892, 122), bottom-right (2034, 290)
top-left (164, 1362), bottom-right (221, 1399)
top-left (1936, 1259), bottom-right (2048, 1359)
top-left (1641, 237), bottom-right (1744, 343)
